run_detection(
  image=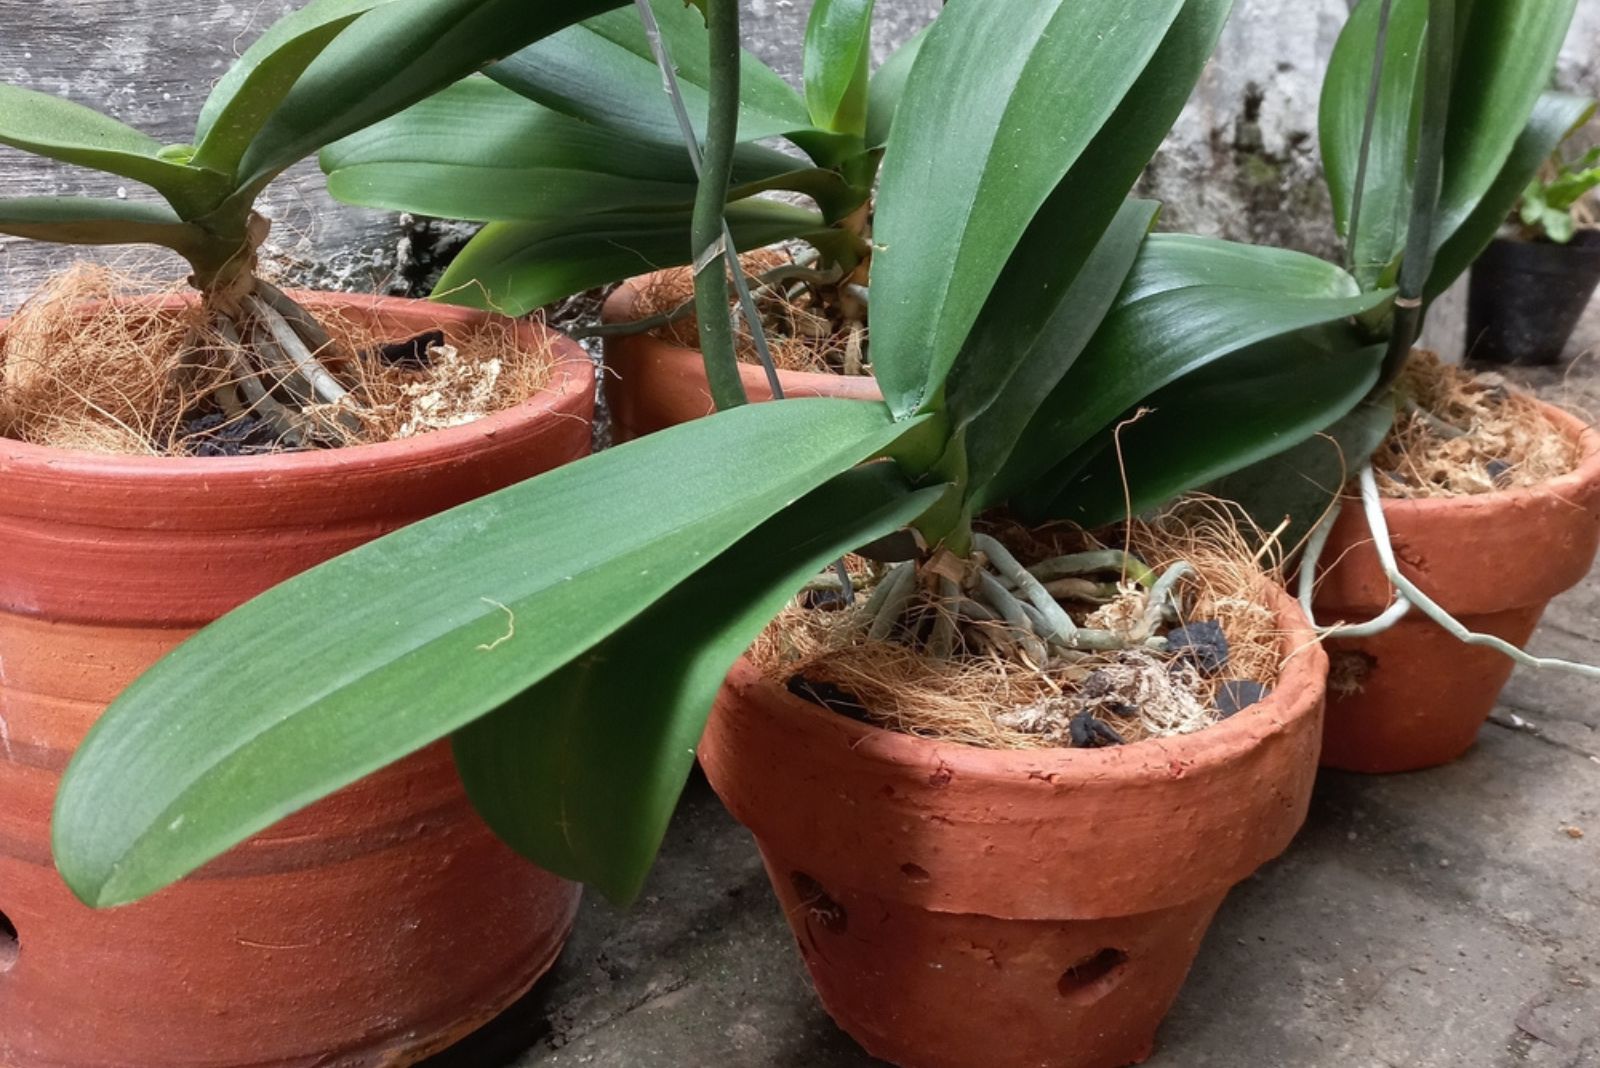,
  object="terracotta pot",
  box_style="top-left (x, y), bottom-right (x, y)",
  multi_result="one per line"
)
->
top-left (700, 585), bottom-right (1326, 1068)
top-left (0, 293), bottom-right (594, 1067)
top-left (600, 274), bottom-right (881, 441)
top-left (1313, 404), bottom-right (1600, 774)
